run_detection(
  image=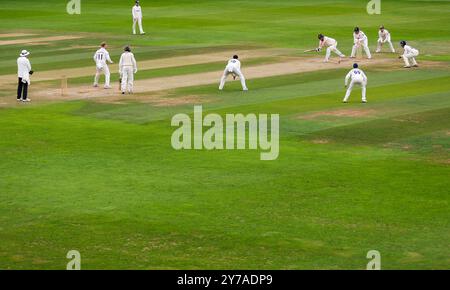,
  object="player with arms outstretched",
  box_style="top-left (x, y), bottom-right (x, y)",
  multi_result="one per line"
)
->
top-left (316, 34), bottom-right (345, 63)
